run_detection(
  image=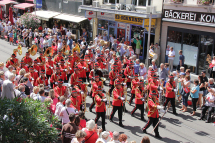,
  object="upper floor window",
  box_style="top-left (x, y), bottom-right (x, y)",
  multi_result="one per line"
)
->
top-left (104, 0), bottom-right (119, 4)
top-left (132, 0), bottom-right (151, 6)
